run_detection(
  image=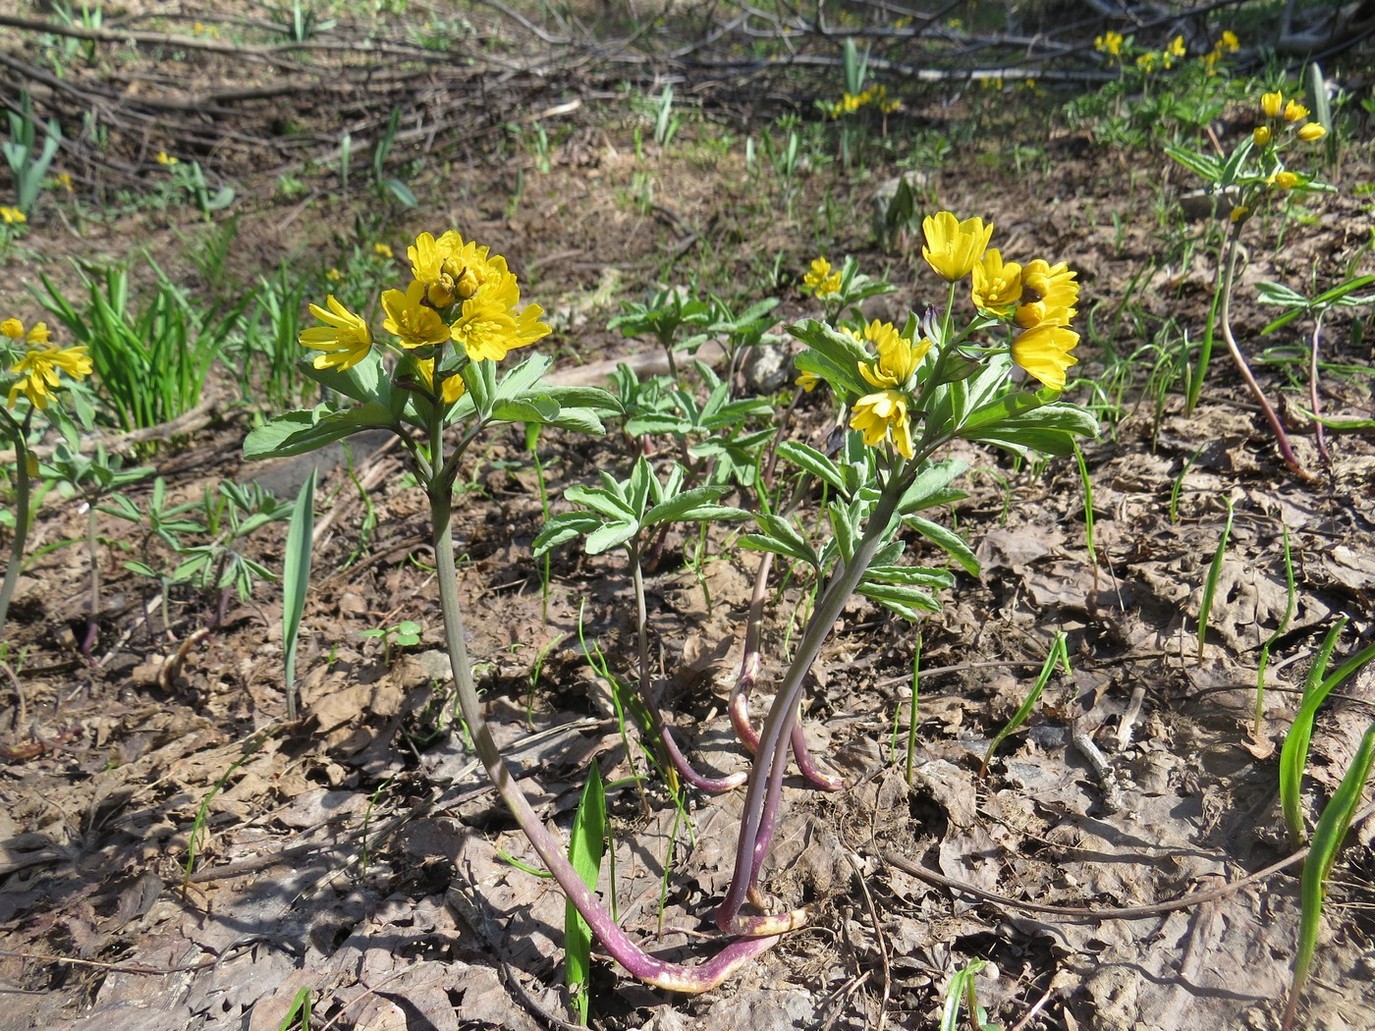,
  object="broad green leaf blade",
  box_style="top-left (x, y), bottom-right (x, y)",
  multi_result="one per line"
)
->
top-left (565, 762), bottom-right (606, 1025)
top-left (904, 514), bottom-right (980, 576)
top-left (776, 440), bottom-right (849, 495)
top-left (583, 520), bottom-right (639, 556)
top-left (243, 405), bottom-right (397, 459)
